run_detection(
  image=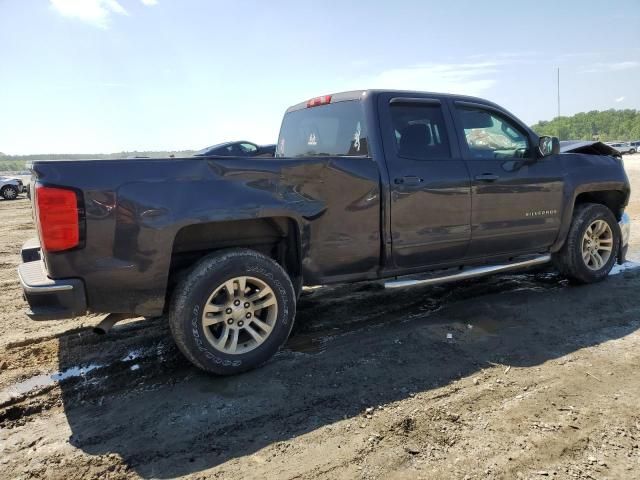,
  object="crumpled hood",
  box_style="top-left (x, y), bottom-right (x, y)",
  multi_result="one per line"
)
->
top-left (559, 141), bottom-right (621, 158)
